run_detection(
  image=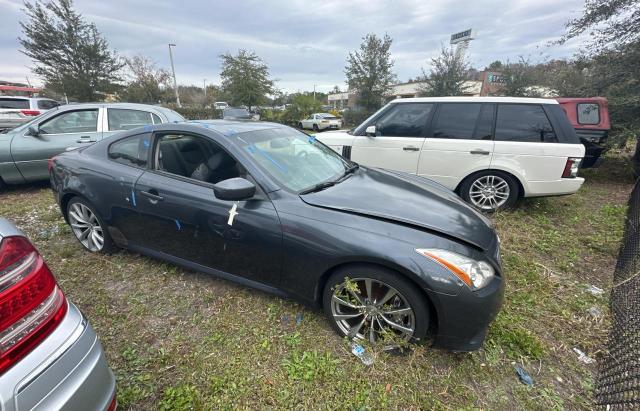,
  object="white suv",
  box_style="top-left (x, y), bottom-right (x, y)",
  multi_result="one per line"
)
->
top-left (0, 96), bottom-right (60, 131)
top-left (315, 97), bottom-right (585, 211)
